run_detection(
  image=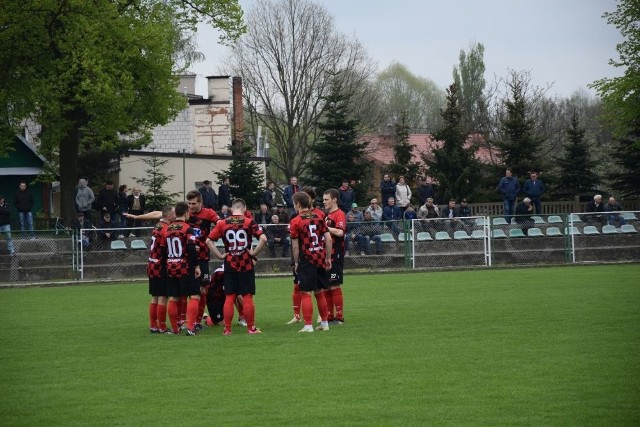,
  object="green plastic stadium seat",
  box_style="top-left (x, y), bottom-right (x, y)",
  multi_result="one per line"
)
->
top-left (531, 216), bottom-right (545, 224)
top-left (582, 226), bottom-right (599, 235)
top-left (492, 218), bottom-right (508, 226)
top-left (527, 227), bottom-right (544, 237)
top-left (471, 230), bottom-right (485, 239)
top-left (620, 224), bottom-right (638, 234)
top-left (622, 212), bottom-right (637, 221)
top-left (569, 214), bottom-right (582, 223)
top-left (475, 217), bottom-right (486, 227)
top-left (546, 227), bottom-right (562, 237)
top-left (492, 229), bottom-right (507, 239)
top-left (110, 240), bottom-right (127, 250)
top-left (565, 226), bottom-right (581, 235)
top-left (379, 233), bottom-right (396, 243)
top-left (130, 239), bottom-right (147, 250)
top-left (435, 231), bottom-right (451, 241)
top-left (397, 232), bottom-right (413, 242)
top-left (416, 232), bottom-right (432, 241)
top-left (453, 230), bottom-right (471, 240)
top-left (509, 228), bottom-right (526, 238)
top-left (547, 215), bottom-right (562, 224)
top-left (601, 225), bottom-right (618, 234)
